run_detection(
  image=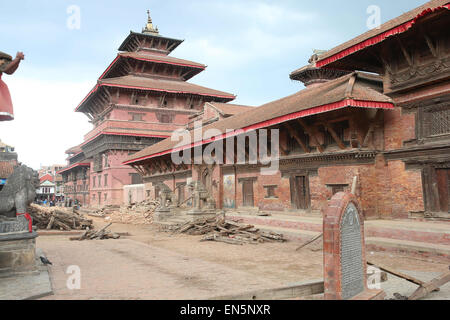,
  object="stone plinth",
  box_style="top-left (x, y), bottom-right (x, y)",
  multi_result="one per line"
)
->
top-left (0, 231), bottom-right (38, 277)
top-left (323, 192), bottom-right (385, 300)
